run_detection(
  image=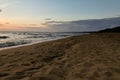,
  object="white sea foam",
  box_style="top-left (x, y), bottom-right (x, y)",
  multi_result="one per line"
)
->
top-left (0, 31), bottom-right (83, 50)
